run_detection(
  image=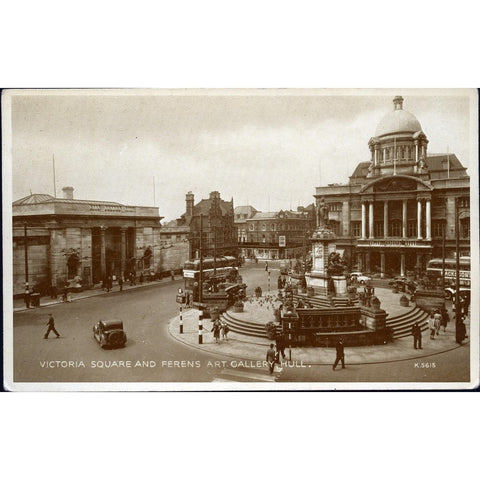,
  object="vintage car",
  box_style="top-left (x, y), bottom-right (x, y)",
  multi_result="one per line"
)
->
top-left (445, 287), bottom-right (470, 303)
top-left (93, 320), bottom-right (127, 349)
top-left (349, 272), bottom-right (371, 284)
